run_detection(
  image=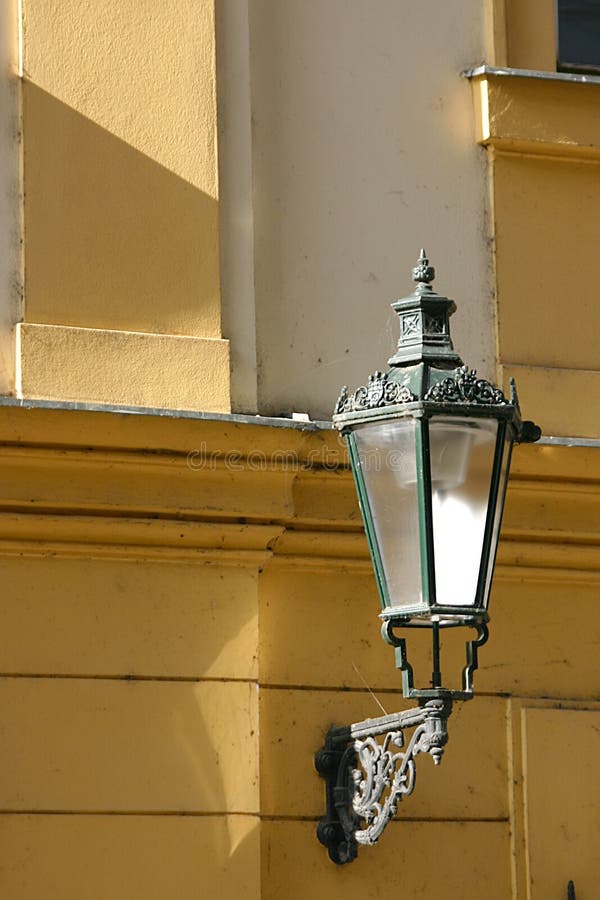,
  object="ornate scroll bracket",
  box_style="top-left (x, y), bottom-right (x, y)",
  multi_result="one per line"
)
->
top-left (315, 699), bottom-right (452, 865)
